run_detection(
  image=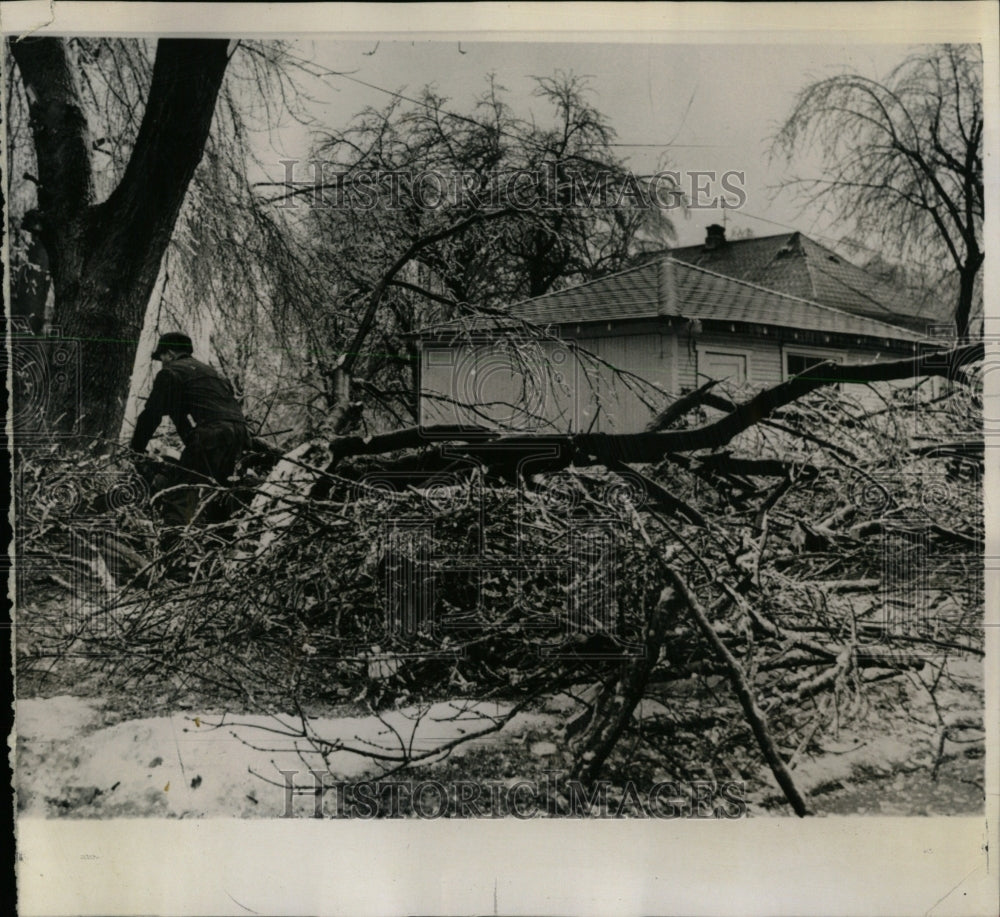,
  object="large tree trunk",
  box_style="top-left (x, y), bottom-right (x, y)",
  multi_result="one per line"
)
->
top-left (954, 255), bottom-right (983, 341)
top-left (10, 37), bottom-right (230, 442)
